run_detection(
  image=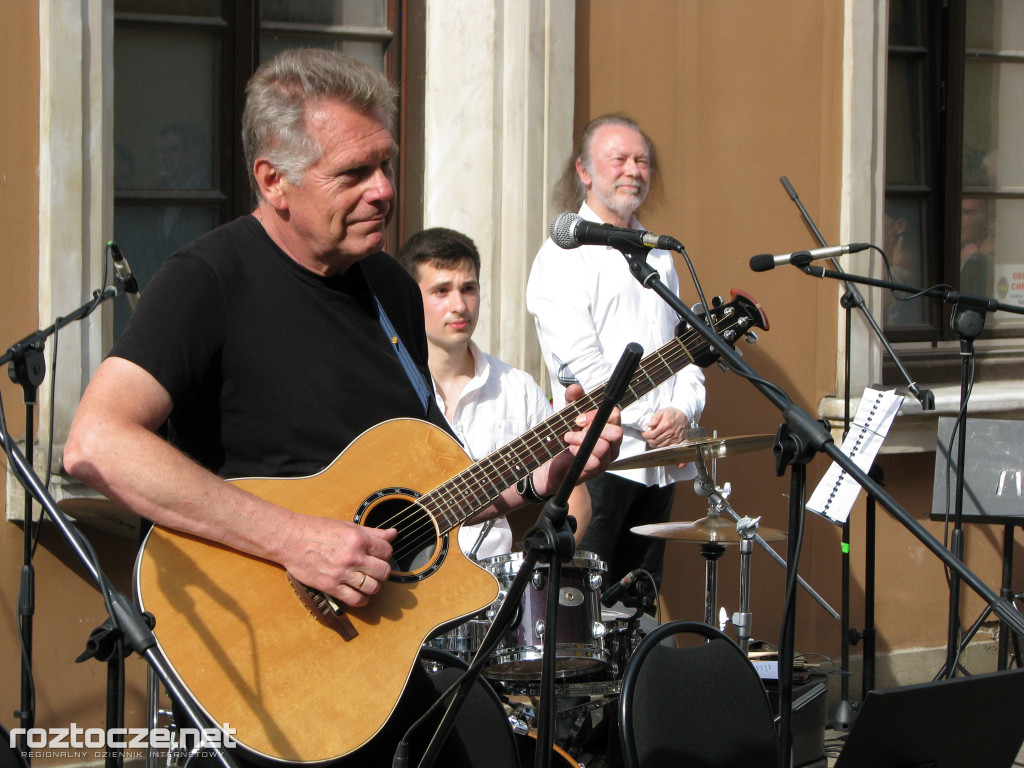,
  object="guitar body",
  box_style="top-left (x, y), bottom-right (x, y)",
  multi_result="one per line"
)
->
top-left (135, 418), bottom-right (500, 764)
